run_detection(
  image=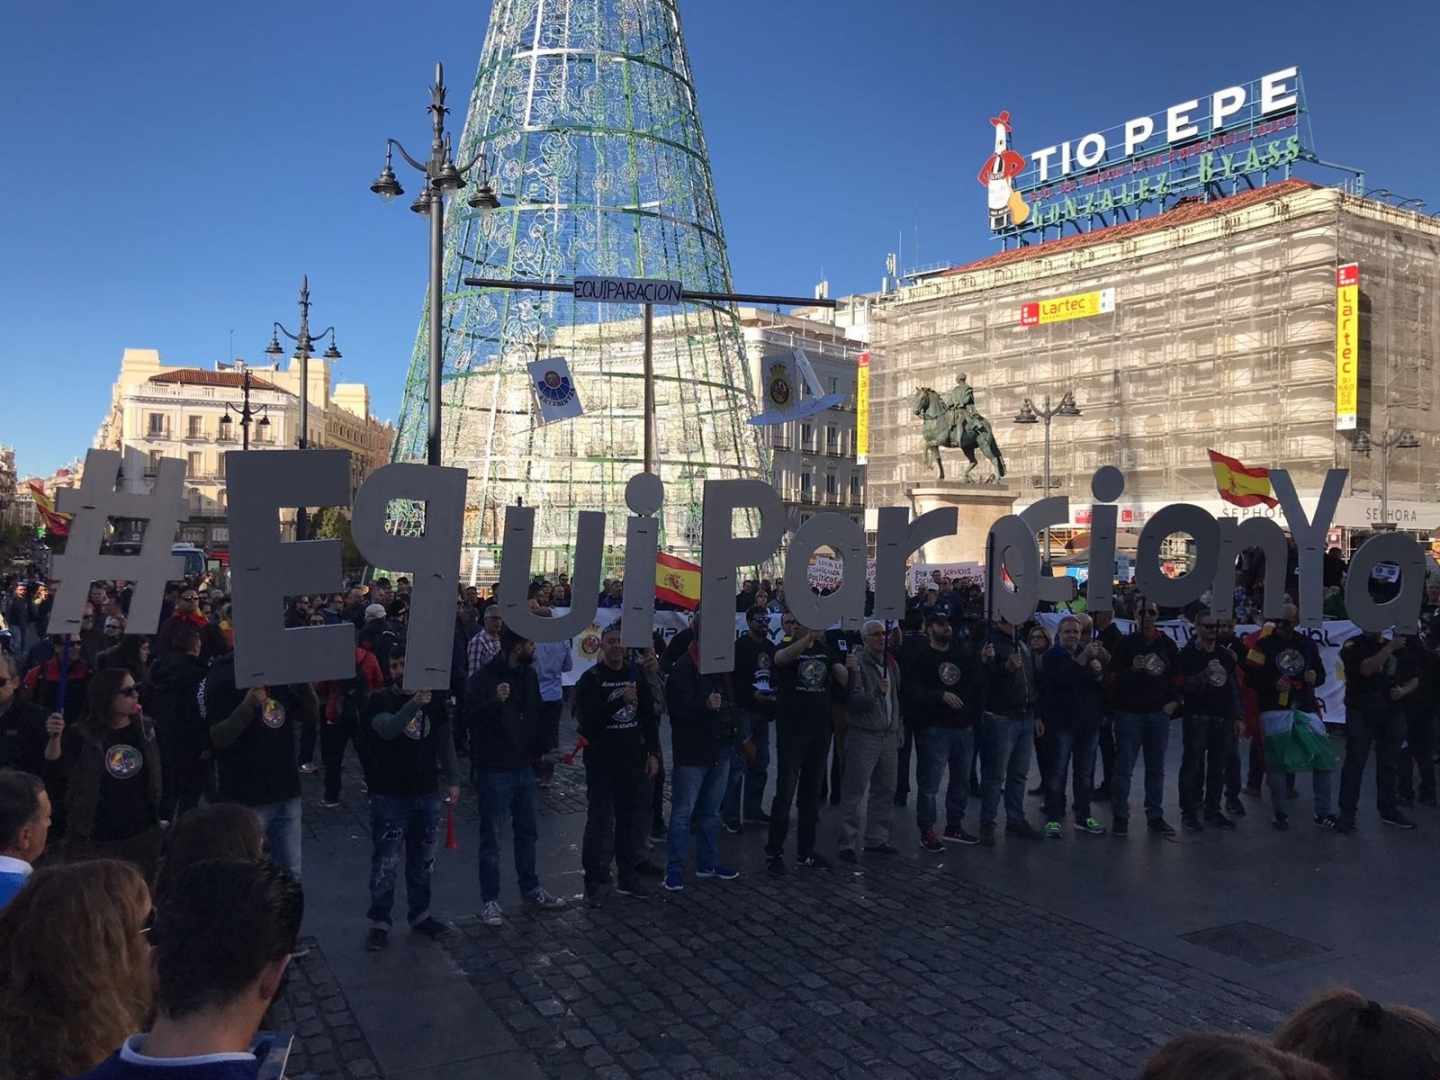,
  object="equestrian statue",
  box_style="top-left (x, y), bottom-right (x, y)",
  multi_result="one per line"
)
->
top-left (912, 374), bottom-right (1007, 483)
